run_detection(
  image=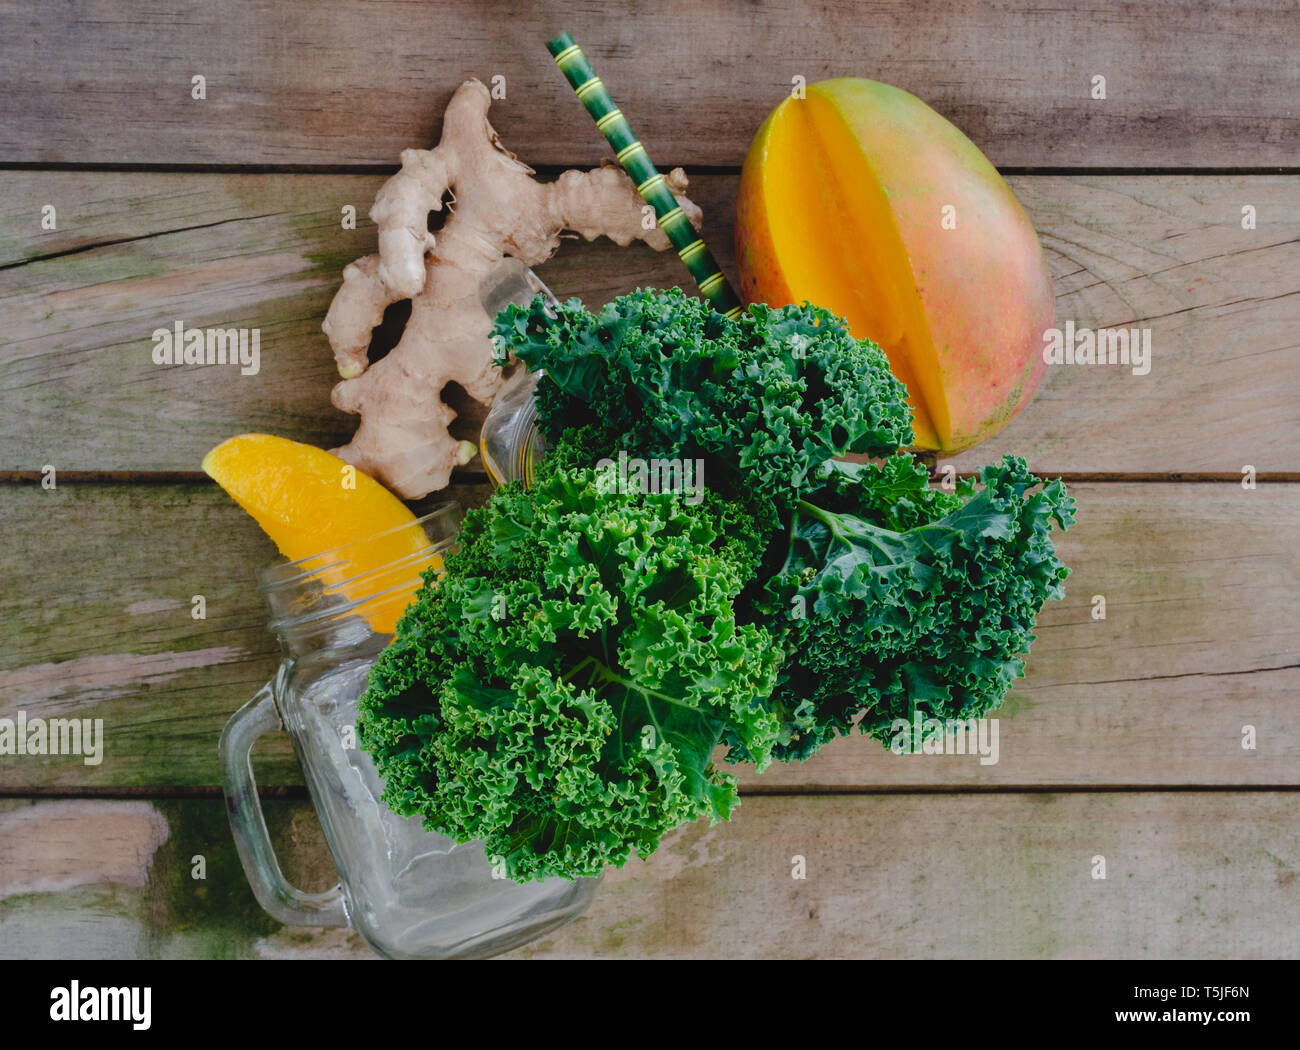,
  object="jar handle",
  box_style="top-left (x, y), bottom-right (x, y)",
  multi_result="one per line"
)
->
top-left (219, 680), bottom-right (349, 928)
